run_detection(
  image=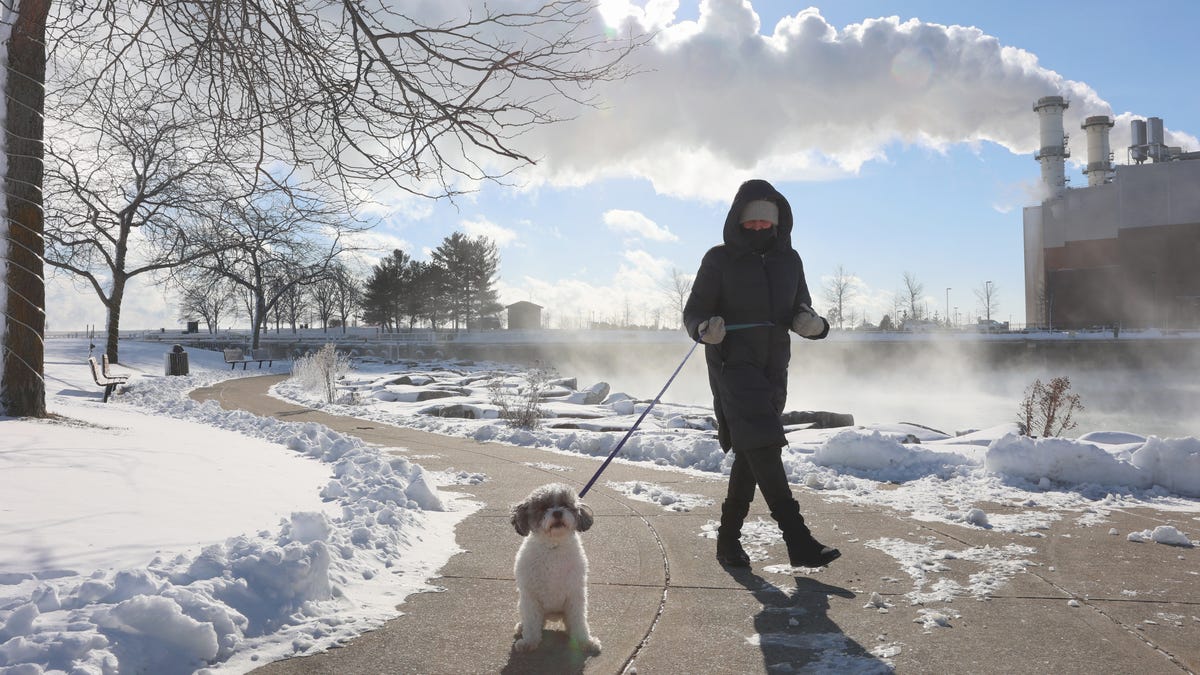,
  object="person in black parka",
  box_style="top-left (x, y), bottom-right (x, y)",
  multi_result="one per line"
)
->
top-left (683, 178), bottom-right (840, 569)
